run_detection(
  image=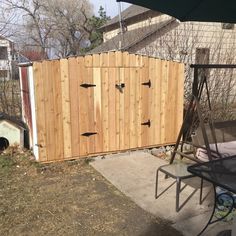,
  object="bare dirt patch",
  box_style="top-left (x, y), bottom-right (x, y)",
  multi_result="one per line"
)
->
top-left (0, 149), bottom-right (182, 236)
